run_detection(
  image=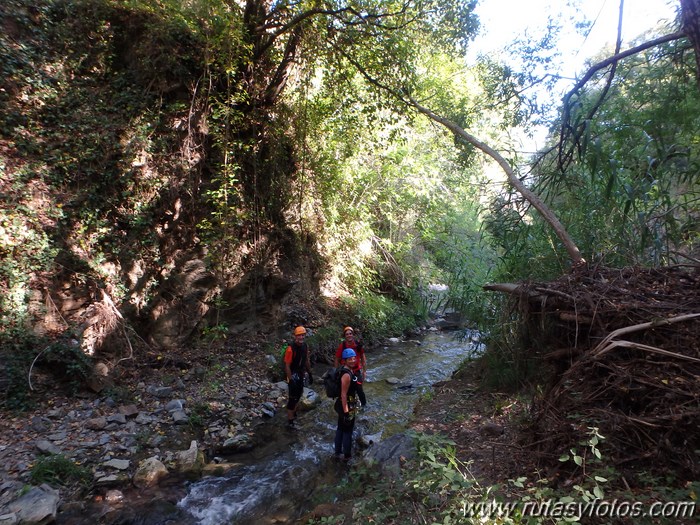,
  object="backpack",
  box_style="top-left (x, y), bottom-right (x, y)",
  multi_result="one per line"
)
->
top-left (280, 342), bottom-right (307, 374)
top-left (323, 366), bottom-right (348, 398)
